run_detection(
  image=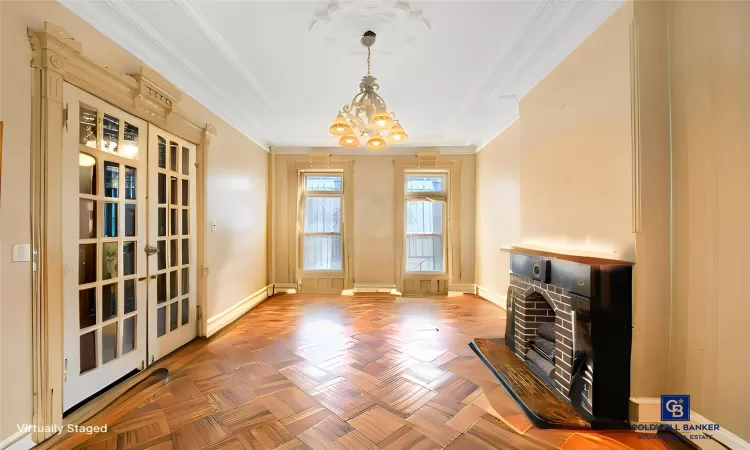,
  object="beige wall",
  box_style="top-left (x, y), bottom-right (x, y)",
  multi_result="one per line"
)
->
top-left (474, 1), bottom-right (672, 401)
top-left (474, 120), bottom-right (521, 305)
top-left (271, 153), bottom-right (475, 289)
top-left (0, 1), bottom-right (267, 442)
top-left (519, 3), bottom-right (635, 261)
top-left (668, 1), bottom-right (750, 440)
top-left (474, 5), bottom-right (635, 307)
top-left (1, 0), bottom-right (33, 441)
top-left (474, 1), bottom-right (750, 437)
